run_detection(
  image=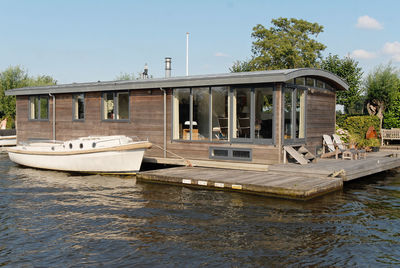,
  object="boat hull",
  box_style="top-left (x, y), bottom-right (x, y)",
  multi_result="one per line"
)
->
top-left (0, 135), bottom-right (17, 146)
top-left (8, 149), bottom-right (146, 173)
